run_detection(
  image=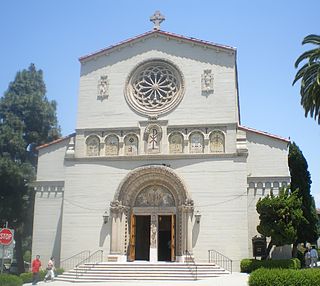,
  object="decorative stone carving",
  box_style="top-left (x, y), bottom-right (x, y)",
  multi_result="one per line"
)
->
top-left (150, 223), bottom-right (157, 248)
top-left (124, 134), bottom-right (138, 155)
top-left (209, 131), bottom-right (225, 153)
top-left (86, 135), bottom-right (100, 156)
top-left (189, 132), bottom-right (204, 153)
top-left (134, 186), bottom-right (175, 207)
top-left (105, 135), bottom-right (119, 155)
top-left (125, 59), bottom-right (185, 117)
top-left (201, 69), bottom-right (214, 93)
top-left (97, 75), bottom-right (109, 100)
top-left (65, 136), bottom-right (75, 158)
top-left (169, 132), bottom-right (183, 154)
top-left (144, 124), bottom-right (162, 153)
